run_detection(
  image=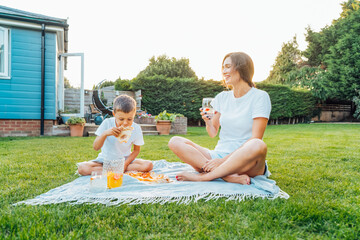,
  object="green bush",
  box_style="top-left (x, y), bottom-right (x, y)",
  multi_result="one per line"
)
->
top-left (66, 117), bottom-right (86, 125)
top-left (256, 83), bottom-right (318, 120)
top-left (132, 75), bottom-right (225, 121)
top-left (353, 89), bottom-right (360, 119)
top-left (137, 55), bottom-right (197, 79)
top-left (99, 80), bottom-right (115, 89)
top-left (114, 79), bottom-right (132, 91)
top-left (155, 110), bottom-right (177, 122)
top-left (131, 76), bottom-right (316, 122)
